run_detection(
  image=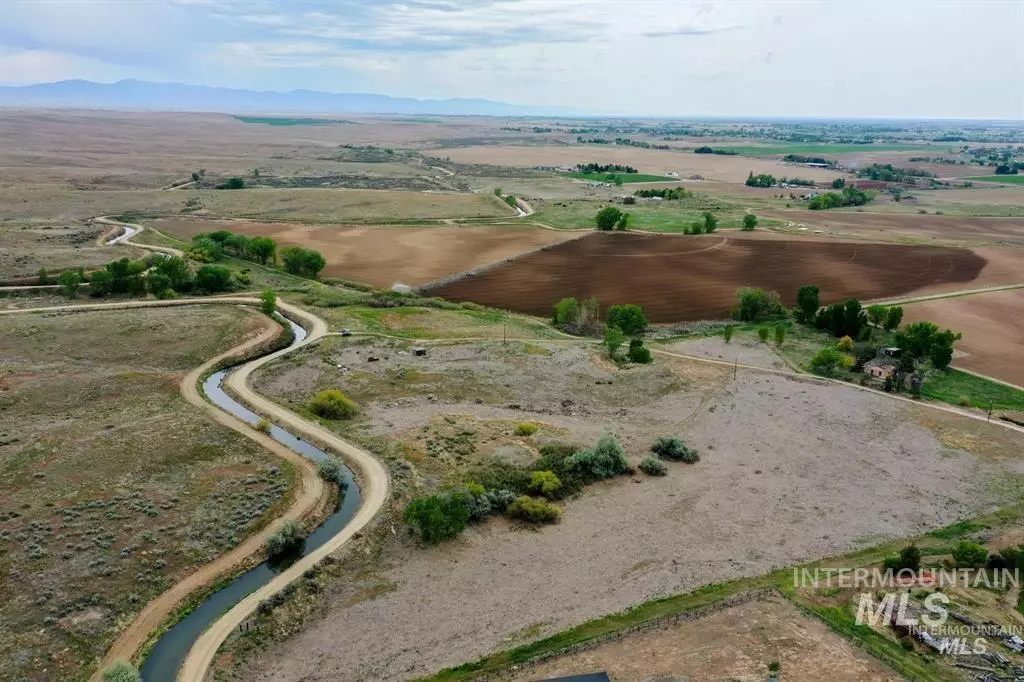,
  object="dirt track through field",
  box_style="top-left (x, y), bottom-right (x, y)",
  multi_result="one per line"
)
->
top-left (426, 231), bottom-right (990, 322)
top-left (766, 209), bottom-right (1024, 246)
